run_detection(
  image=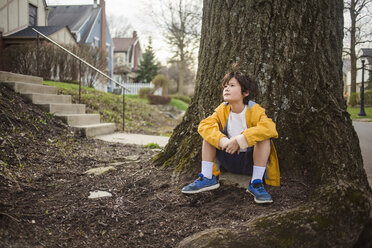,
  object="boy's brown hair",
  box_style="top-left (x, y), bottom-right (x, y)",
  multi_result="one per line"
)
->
top-left (221, 70), bottom-right (259, 105)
